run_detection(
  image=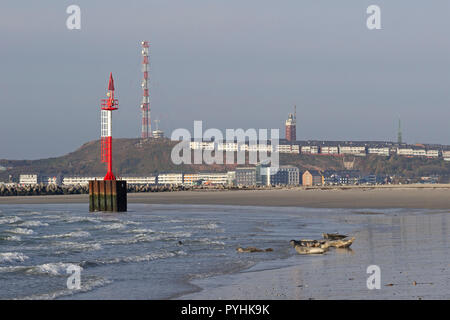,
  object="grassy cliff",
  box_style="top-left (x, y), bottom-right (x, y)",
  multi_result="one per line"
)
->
top-left (1, 139), bottom-right (449, 181)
